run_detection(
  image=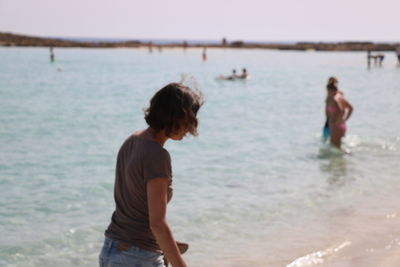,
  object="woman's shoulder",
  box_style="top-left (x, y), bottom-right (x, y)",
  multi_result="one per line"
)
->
top-left (132, 135), bottom-right (169, 155)
top-left (118, 134), bottom-right (170, 162)
top-left (333, 93), bottom-right (344, 102)
top-left (138, 139), bottom-right (171, 165)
